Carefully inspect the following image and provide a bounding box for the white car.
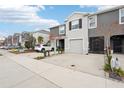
[0,46,7,49]
[34,44,54,52]
[0,46,4,49]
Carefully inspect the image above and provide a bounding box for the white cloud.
[80,5,118,11]
[0,5,59,29]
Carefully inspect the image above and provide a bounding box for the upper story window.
[69,19,82,31]
[119,8,124,24]
[59,25,65,34]
[88,15,97,29]
[71,20,79,30]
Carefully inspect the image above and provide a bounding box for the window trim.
[71,19,80,30]
[119,8,124,24]
[88,15,97,29]
[59,25,65,35]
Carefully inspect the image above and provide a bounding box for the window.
[71,20,79,30]
[88,15,97,29]
[59,25,65,34]
[69,19,82,30]
[119,8,124,24]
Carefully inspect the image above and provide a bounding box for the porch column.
[53,39,57,54]
[104,36,110,48]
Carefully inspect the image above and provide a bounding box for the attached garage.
[111,35,124,54]
[69,39,83,53]
[89,37,104,54]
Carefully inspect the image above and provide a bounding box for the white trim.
[69,38,83,40]
[88,15,97,29]
[119,8,124,24]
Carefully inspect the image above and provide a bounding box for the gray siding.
[50,26,59,36]
[89,9,124,37]
[50,25,65,36]
[88,9,124,47]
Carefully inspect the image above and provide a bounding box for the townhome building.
[65,12,89,54]
[21,31,32,47]
[50,6,124,54]
[13,33,21,46]
[88,5,124,54]
[50,24,65,50]
[33,30,50,45]
[6,35,13,46]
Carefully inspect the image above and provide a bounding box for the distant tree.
[25,41,30,49]
[38,36,43,44]
[31,36,36,49]
[24,35,36,49]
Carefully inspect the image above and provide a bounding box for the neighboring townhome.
[50,24,66,50]
[7,35,13,46]
[13,33,21,46]
[33,30,50,44]
[21,31,31,47]
[88,5,124,54]
[65,12,89,54]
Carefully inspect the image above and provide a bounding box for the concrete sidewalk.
[0,55,58,88]
[5,54,124,87]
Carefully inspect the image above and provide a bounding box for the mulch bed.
[34,56,45,60]
[10,50,35,54]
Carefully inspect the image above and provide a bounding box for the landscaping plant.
[104,46,112,72]
[38,36,43,44]
[104,46,124,78]
[25,41,31,49]
[0,54,2,56]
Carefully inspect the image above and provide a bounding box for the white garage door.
[70,39,83,53]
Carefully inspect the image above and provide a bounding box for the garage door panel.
[70,39,83,53]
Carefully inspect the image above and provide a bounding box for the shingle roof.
[49,24,65,29]
[33,30,50,34]
[89,5,124,16]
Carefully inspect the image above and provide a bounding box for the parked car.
[34,44,54,52]
[2,46,8,49]
[0,46,5,49]
[5,45,13,50]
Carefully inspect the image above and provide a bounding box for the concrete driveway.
[32,53,124,78]
[42,54,105,77]
[20,52,124,78]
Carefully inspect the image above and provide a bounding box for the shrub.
[25,41,31,49]
[113,68,124,77]
[104,63,111,72]
[38,36,43,44]
[34,56,44,60]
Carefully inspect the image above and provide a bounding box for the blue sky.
[0,5,115,37]
[39,5,98,23]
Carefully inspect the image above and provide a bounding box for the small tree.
[32,37,36,49]
[25,41,30,49]
[38,36,43,44]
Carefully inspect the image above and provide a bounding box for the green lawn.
[0,54,3,56]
